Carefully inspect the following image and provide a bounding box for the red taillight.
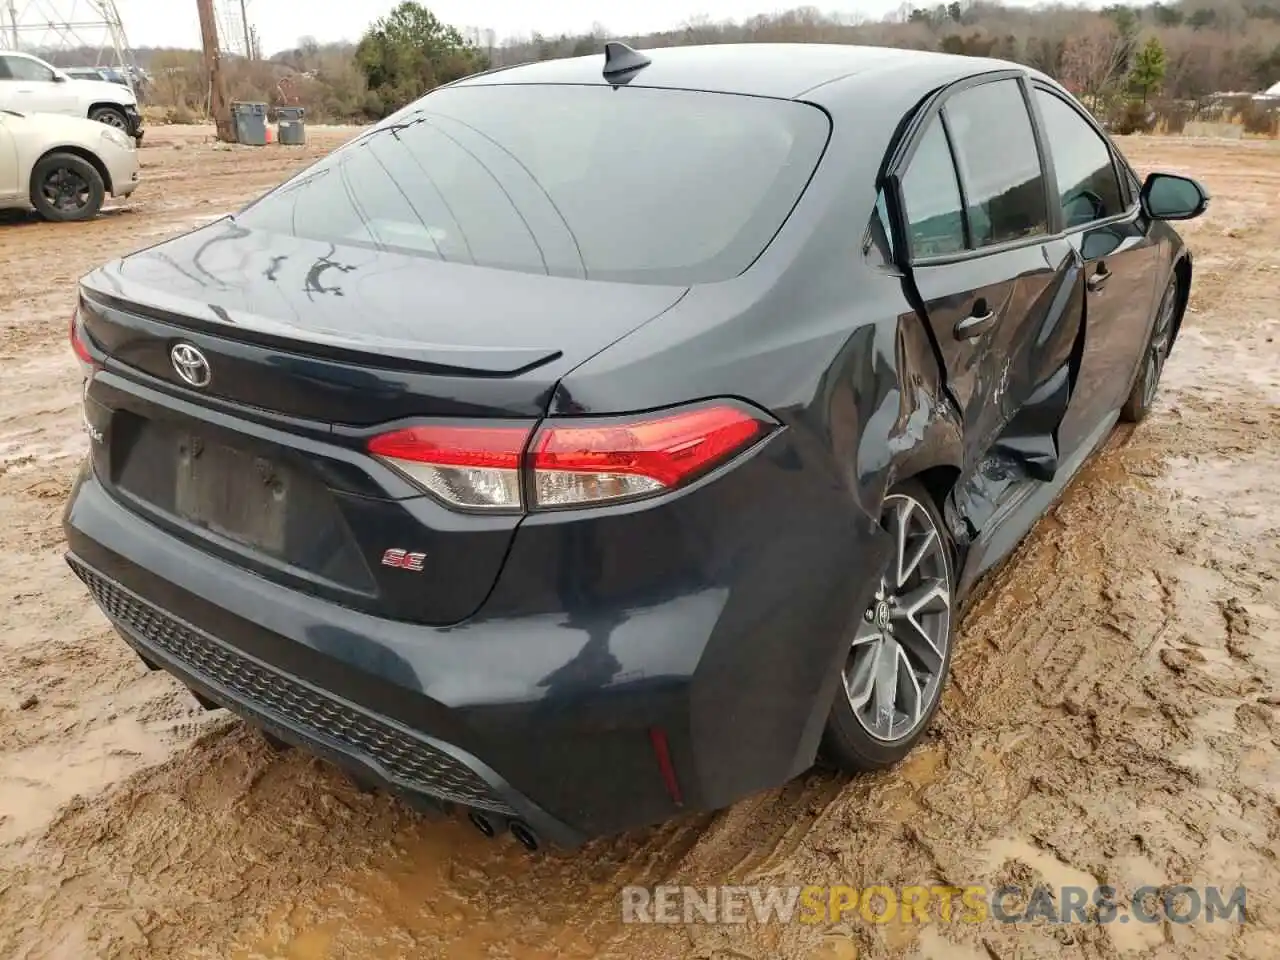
[367,402,772,513]
[529,403,770,508]
[368,424,531,511]
[70,308,94,368]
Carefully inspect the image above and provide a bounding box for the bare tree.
[1058,17,1130,103]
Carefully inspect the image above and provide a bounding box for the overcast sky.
[111,1,977,53]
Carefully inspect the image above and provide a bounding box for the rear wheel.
[1121,274,1179,423]
[823,480,955,772]
[30,152,105,222]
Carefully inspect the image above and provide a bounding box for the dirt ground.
[0,125,1277,960]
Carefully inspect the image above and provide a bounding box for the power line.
[213,0,253,58]
[7,0,138,94]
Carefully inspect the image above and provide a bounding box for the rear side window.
[943,79,1048,248]
[1034,89,1125,228]
[237,85,830,285]
[901,121,966,258]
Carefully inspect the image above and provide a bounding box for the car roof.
[455,43,1021,103]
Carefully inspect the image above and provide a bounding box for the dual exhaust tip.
[468,809,539,851]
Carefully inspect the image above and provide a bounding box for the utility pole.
[196,0,234,141]
[7,1,19,49]
[238,0,252,60]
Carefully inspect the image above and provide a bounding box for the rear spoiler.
[78,281,562,379]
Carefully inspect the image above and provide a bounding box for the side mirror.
[52,73,67,83]
[1141,172,1210,221]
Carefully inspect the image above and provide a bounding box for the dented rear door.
[894,75,1086,487]
[909,244,1077,476]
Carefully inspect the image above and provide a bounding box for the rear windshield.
[236,84,830,285]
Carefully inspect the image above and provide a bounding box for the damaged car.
[63,42,1207,848]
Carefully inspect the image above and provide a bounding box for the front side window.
[236,84,830,286]
[2,56,55,83]
[943,79,1048,248]
[900,120,966,258]
[1034,89,1125,228]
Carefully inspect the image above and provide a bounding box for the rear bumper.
[70,560,531,815]
[64,448,886,843]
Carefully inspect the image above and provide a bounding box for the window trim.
[885,70,1056,267]
[1027,82,1135,236]
[937,109,972,251]
[941,78,1056,252]
[895,117,968,261]
[883,71,1152,269]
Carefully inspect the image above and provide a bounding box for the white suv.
[0,51,143,144]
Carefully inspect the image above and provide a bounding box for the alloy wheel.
[96,111,128,129]
[41,168,91,213]
[842,493,952,743]
[1141,282,1178,408]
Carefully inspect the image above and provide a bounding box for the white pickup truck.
[0,50,144,144]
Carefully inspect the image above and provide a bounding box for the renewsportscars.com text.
[621,884,1247,927]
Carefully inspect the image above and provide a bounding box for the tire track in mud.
[1,136,1278,960]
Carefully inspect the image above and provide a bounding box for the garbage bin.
[231,101,268,146]
[276,106,306,146]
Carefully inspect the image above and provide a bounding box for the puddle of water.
[0,434,84,472]
[877,745,946,824]
[898,744,947,790]
[1159,455,1280,540]
[983,836,1098,890]
[1163,326,1280,398]
[0,717,172,844]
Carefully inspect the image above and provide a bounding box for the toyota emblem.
[874,600,892,631]
[170,343,211,388]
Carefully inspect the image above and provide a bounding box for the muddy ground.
[0,126,1277,960]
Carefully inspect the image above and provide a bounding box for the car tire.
[1120,274,1180,424]
[29,152,106,223]
[823,479,956,772]
[89,105,129,130]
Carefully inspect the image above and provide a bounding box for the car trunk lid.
[77,222,688,625]
[80,218,688,422]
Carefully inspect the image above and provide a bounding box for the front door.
[1031,86,1163,459]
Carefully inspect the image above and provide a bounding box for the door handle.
[1087,265,1111,292]
[954,308,995,341]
